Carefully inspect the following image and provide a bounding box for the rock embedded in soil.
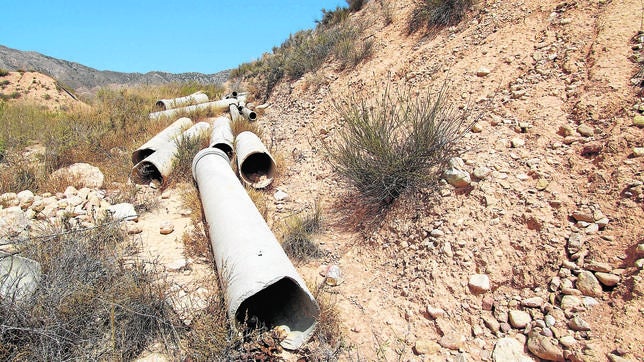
[413,340,441,355]
[492,337,532,362]
[483,314,501,333]
[476,66,491,77]
[510,137,525,148]
[522,296,544,308]
[509,310,532,328]
[527,331,565,362]
[576,124,594,137]
[426,305,446,319]
[575,271,603,297]
[160,221,175,235]
[438,333,465,350]
[633,115,644,127]
[633,147,644,157]
[560,295,583,310]
[581,141,603,156]
[468,274,490,294]
[568,316,591,331]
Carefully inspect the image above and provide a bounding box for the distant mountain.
[0,45,230,94]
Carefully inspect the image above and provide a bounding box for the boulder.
[50,163,104,189]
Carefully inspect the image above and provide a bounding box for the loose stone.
[468,274,491,294]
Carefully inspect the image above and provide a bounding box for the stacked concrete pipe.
[235,131,276,189]
[131,122,211,185]
[192,147,319,350]
[149,98,238,121]
[132,117,193,165]
[155,91,209,110]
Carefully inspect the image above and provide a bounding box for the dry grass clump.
[326,84,469,209]
[230,3,370,101]
[170,132,210,187]
[408,0,475,34]
[281,203,325,262]
[0,69,9,77]
[231,119,264,139]
[0,219,182,360]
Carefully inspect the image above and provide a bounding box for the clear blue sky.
[0,0,347,74]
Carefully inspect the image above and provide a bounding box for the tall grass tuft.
[281,203,325,261]
[326,84,469,209]
[408,0,474,34]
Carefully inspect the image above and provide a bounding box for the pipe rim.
[192,147,231,181]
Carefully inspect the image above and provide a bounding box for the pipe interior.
[132,148,155,165]
[235,277,317,332]
[155,100,167,110]
[212,143,233,158]
[248,112,257,121]
[240,153,274,182]
[132,162,162,185]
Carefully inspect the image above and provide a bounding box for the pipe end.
[192,147,231,182]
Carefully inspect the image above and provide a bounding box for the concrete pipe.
[191,148,319,349]
[209,116,234,157]
[240,106,257,122]
[229,104,242,122]
[130,122,211,185]
[235,131,276,189]
[155,91,209,110]
[132,117,193,165]
[149,98,238,121]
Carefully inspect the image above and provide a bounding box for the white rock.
[16,190,34,209]
[426,305,446,319]
[160,221,174,235]
[476,66,491,77]
[107,203,138,221]
[468,274,490,294]
[50,163,104,189]
[444,168,472,188]
[274,189,289,201]
[510,137,525,148]
[492,337,532,362]
[508,310,531,328]
[473,166,492,179]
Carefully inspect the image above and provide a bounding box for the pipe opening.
[131,161,162,185]
[131,148,155,165]
[212,143,233,158]
[235,277,318,336]
[247,111,257,121]
[155,100,166,110]
[231,91,238,98]
[240,152,274,186]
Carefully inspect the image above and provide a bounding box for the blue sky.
[0,0,347,74]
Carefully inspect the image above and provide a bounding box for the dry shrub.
[245,186,269,221]
[326,83,470,209]
[180,185,212,262]
[170,132,209,187]
[281,204,325,262]
[0,219,182,360]
[297,281,344,360]
[408,0,475,34]
[230,119,264,138]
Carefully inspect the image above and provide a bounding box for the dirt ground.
[5,0,643,360]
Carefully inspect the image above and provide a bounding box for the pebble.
[560,295,583,310]
[594,272,620,287]
[544,314,556,327]
[483,314,501,333]
[633,147,644,157]
[438,333,465,350]
[444,168,472,188]
[559,335,577,348]
[522,296,544,308]
[633,115,644,127]
[473,166,492,179]
[636,244,644,256]
[572,210,594,223]
[510,137,525,148]
[413,340,441,355]
[492,337,532,362]
[581,141,603,155]
[126,222,143,235]
[471,122,484,132]
[585,260,612,273]
[160,221,175,235]
[568,316,591,331]
[576,124,594,137]
[161,190,172,199]
[16,190,35,209]
[508,310,531,328]
[468,274,491,294]
[426,305,446,319]
[274,189,289,201]
[476,66,491,77]
[527,331,565,362]
[576,271,603,297]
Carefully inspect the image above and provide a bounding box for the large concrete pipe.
[229,104,242,122]
[149,98,238,121]
[239,106,257,122]
[132,117,193,165]
[191,148,319,349]
[209,116,234,157]
[130,122,211,185]
[235,131,276,189]
[155,91,209,110]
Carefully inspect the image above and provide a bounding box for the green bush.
[326,84,469,208]
[409,0,474,34]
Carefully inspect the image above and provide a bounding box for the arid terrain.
[1,0,643,361]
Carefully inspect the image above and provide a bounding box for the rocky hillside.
[249,0,644,360]
[0,45,229,95]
